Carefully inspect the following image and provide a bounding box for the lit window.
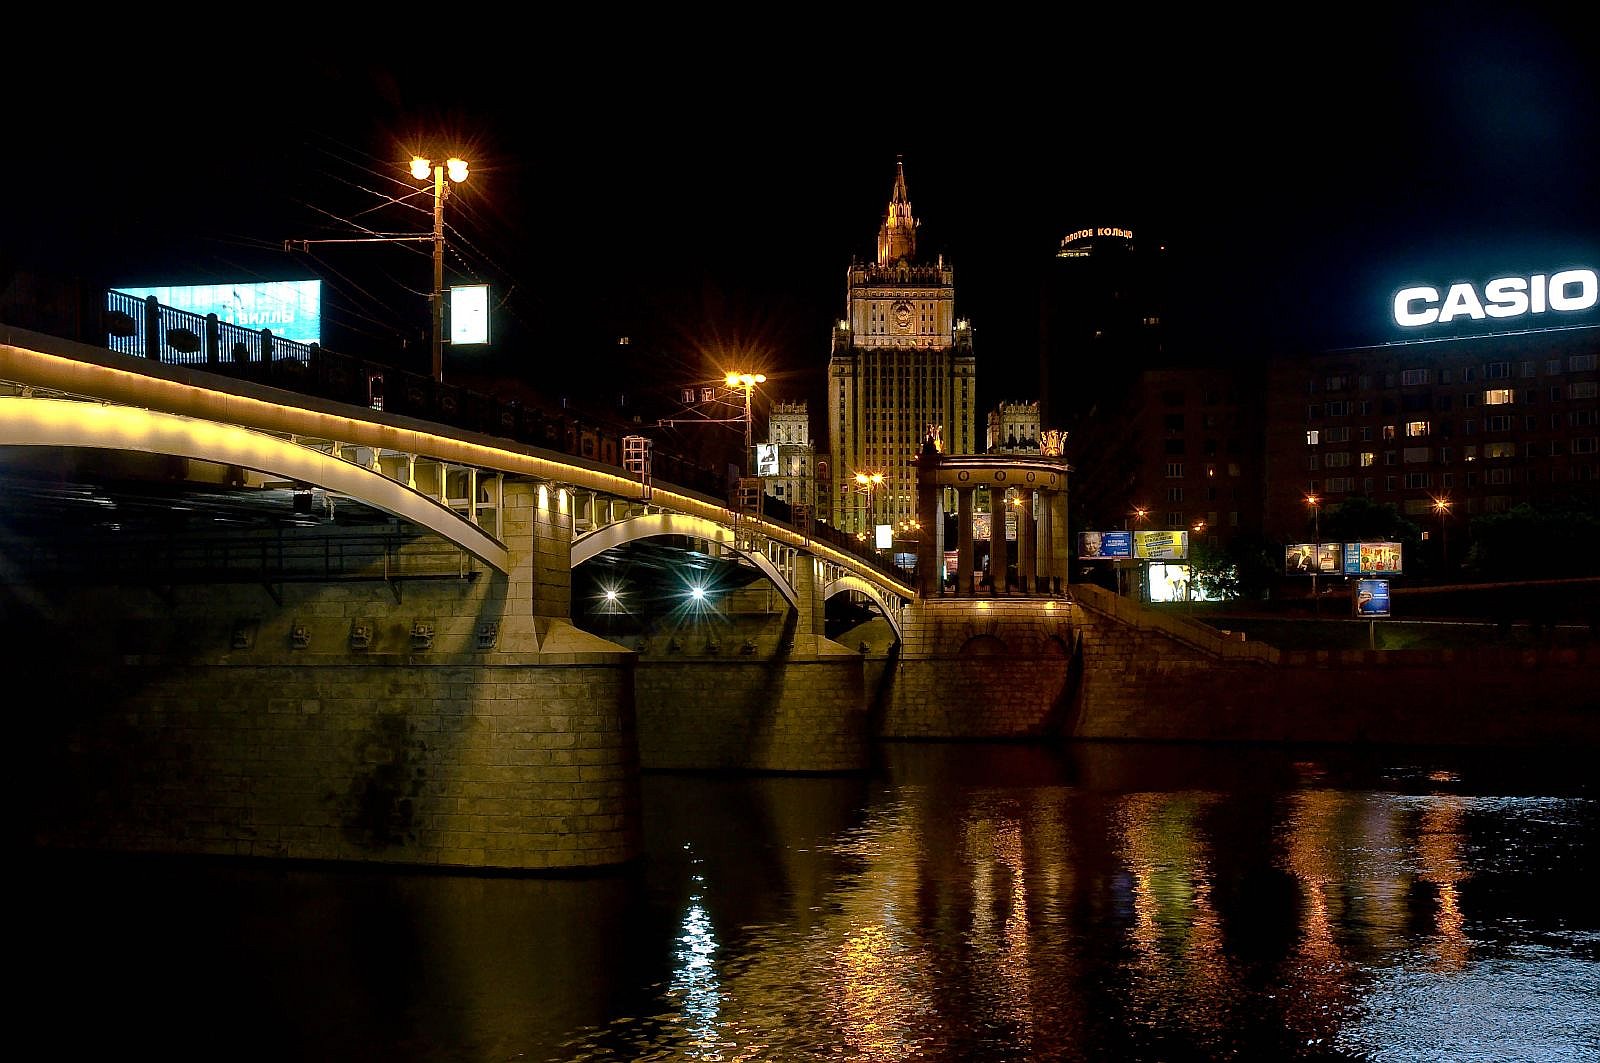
[1360,452,1375,467]
[1405,421,1430,437]
[1305,429,1320,445]
[1483,389,1513,405]
[1382,425,1397,440]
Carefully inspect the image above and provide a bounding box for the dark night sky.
[7,10,1597,427]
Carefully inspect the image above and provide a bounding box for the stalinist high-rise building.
[827,159,977,534]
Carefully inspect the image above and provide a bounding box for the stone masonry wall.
[1070,585,1600,746]
[874,599,1077,738]
[17,576,640,870]
[618,592,869,772]
[13,480,643,871]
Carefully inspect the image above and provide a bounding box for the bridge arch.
[822,576,904,641]
[572,512,799,610]
[0,397,510,572]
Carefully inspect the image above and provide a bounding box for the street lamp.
[1306,493,1321,614]
[853,470,884,535]
[410,155,469,383]
[1433,495,1452,574]
[725,371,766,462]
[1122,507,1149,600]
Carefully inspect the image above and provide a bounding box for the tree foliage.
[1466,499,1600,580]
[1321,496,1424,548]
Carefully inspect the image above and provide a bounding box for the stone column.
[1049,489,1071,592]
[1036,489,1054,594]
[989,486,1009,595]
[791,552,826,637]
[916,451,944,598]
[531,482,573,623]
[956,486,975,597]
[1016,489,1036,594]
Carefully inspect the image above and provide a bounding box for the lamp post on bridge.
[854,470,884,539]
[410,155,469,383]
[725,371,765,474]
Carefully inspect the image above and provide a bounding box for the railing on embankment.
[1068,583,1279,663]
[1064,582,1600,747]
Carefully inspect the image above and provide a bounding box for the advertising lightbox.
[755,444,779,477]
[875,524,893,550]
[972,513,1017,541]
[112,281,322,344]
[450,284,489,345]
[1285,543,1342,574]
[1078,530,1132,559]
[1349,541,1403,575]
[1355,579,1391,617]
[1133,530,1188,559]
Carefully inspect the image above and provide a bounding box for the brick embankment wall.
[14,578,641,870]
[1070,584,1600,746]
[873,599,1077,739]
[620,599,869,771]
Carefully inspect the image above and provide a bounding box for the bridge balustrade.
[16,292,913,590]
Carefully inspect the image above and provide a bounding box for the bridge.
[1,303,1094,875]
[0,318,921,637]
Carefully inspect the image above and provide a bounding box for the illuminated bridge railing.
[105,290,314,367]
[82,294,906,582]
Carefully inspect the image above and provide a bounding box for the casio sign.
[1393,268,1597,327]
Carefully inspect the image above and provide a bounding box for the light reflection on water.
[19,742,1599,1062]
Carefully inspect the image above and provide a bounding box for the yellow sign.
[1133,530,1188,559]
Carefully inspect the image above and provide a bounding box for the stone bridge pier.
[17,479,643,872]
[631,551,868,773]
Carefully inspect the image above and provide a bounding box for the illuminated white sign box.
[112,280,322,344]
[450,285,489,345]
[1394,268,1597,327]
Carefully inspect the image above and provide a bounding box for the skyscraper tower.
[1038,226,1169,434]
[827,158,977,534]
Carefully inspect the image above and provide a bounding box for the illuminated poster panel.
[1345,541,1403,575]
[1355,579,1391,617]
[450,284,489,344]
[1078,530,1132,559]
[973,513,1018,541]
[875,524,893,550]
[112,281,322,344]
[1147,563,1223,602]
[1133,530,1188,559]
[755,444,779,477]
[1285,542,1343,574]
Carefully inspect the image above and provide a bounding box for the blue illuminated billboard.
[1355,579,1391,617]
[111,280,322,344]
[1079,530,1132,559]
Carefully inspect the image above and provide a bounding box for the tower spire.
[876,155,918,265]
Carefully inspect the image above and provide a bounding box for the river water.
[21,742,1598,1062]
